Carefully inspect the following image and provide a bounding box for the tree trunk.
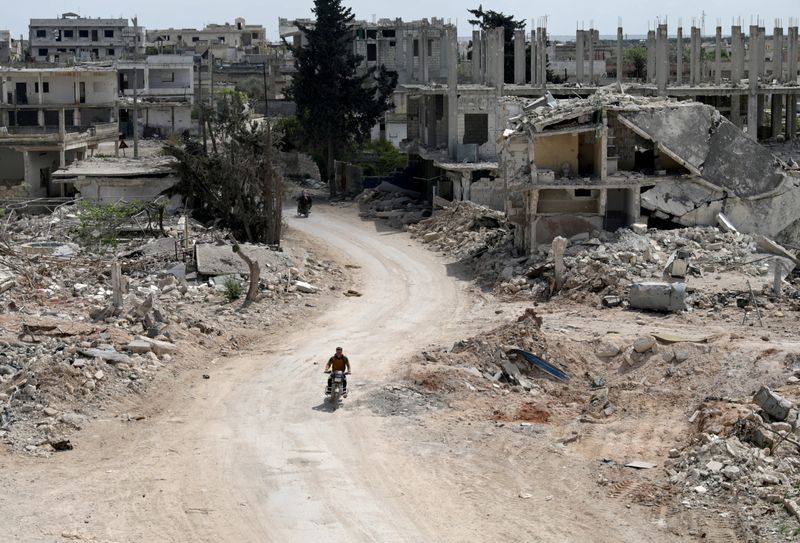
[327,136,336,197]
[263,122,282,246]
[228,235,260,303]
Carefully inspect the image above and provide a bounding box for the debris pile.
[413,308,568,396]
[0,205,346,454]
[666,385,800,538]
[357,188,431,228]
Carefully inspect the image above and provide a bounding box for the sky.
[2,0,798,39]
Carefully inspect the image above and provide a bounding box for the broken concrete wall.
[641,179,726,227]
[470,177,505,211]
[73,175,179,204]
[533,215,604,245]
[534,133,578,173]
[723,175,800,241]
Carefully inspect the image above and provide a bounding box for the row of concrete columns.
[473,26,548,89]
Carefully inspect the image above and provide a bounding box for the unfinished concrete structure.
[147,18,266,57]
[116,55,195,137]
[0,31,24,63]
[29,13,143,62]
[498,89,800,253]
[0,67,118,199]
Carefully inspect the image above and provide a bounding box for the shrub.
[222,276,244,301]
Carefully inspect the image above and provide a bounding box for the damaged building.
[116,55,194,137]
[499,89,800,253]
[0,66,119,199]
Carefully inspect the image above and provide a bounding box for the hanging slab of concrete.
[622,105,715,171]
[640,180,725,226]
[195,243,288,277]
[621,104,786,198]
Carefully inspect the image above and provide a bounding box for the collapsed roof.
[502,86,800,245]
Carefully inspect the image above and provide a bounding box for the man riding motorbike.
[324,346,351,397]
[297,189,312,216]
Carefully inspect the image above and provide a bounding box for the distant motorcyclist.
[297,189,312,216]
[324,347,351,397]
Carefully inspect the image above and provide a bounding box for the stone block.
[753,386,792,421]
[628,281,687,312]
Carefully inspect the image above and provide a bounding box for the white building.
[117,55,195,137]
[0,67,118,199]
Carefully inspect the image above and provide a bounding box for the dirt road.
[1,206,678,542]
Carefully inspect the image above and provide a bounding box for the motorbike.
[325,370,350,409]
[297,199,312,218]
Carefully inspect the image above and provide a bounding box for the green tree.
[468,5,525,84]
[286,0,397,195]
[625,46,647,80]
[165,94,283,244]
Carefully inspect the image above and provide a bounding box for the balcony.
[0,122,117,147]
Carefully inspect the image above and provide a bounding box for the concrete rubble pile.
[357,188,431,228]
[666,385,800,535]
[0,207,342,455]
[416,308,557,395]
[408,200,518,283]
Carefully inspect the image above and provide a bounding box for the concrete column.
[690,27,700,86]
[676,26,684,85]
[789,27,798,84]
[58,108,65,141]
[530,29,538,86]
[731,95,742,127]
[774,27,784,82]
[616,26,623,83]
[656,24,668,94]
[74,108,81,127]
[514,29,526,84]
[420,29,429,83]
[472,30,482,84]
[447,26,458,159]
[772,95,784,137]
[487,27,505,93]
[748,25,760,140]
[59,149,66,169]
[575,30,584,83]
[406,33,415,82]
[539,28,547,89]
[715,26,722,85]
[646,30,656,83]
[37,73,43,105]
[787,95,797,140]
[37,109,45,127]
[759,27,767,77]
[732,26,744,83]
[588,29,595,84]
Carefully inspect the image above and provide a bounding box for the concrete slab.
[195,243,290,277]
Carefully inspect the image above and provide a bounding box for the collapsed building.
[498,89,800,253]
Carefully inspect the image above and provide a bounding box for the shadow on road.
[312,400,338,413]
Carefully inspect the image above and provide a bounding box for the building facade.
[29,12,142,62]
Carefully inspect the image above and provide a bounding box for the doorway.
[15,82,27,104]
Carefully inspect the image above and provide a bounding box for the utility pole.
[133,18,139,159]
[262,61,269,117]
[198,56,207,153]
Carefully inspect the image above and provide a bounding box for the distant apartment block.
[147,18,265,52]
[28,12,143,62]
